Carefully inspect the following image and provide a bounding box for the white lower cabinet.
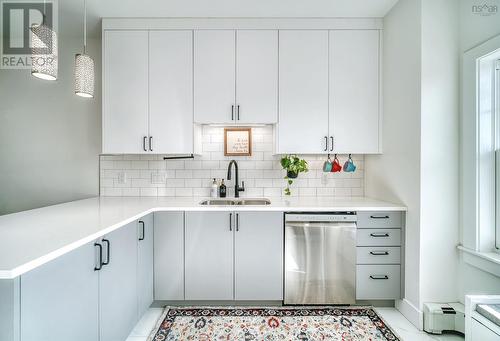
[137,214,154,317]
[20,242,99,341]
[356,265,401,300]
[184,211,284,301]
[99,222,139,341]
[234,212,283,300]
[356,211,403,300]
[154,212,185,300]
[18,216,154,341]
[185,211,234,300]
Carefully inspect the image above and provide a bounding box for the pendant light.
[74,0,95,98]
[30,0,58,80]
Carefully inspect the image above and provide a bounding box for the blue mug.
[343,155,356,172]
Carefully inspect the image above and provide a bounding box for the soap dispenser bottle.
[219,179,227,198]
[211,178,218,198]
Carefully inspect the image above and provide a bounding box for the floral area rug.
[148,306,400,341]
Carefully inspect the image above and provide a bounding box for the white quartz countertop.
[0,196,406,279]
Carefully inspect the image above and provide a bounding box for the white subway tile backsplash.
[100,126,364,198]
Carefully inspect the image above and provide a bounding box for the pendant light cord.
[83,0,87,54]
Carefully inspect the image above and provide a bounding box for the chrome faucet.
[227,160,245,198]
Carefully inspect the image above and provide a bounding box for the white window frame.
[460,34,500,277]
[495,58,500,250]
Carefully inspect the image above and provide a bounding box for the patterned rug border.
[147,306,401,341]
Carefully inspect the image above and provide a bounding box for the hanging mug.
[343,154,357,172]
[323,155,332,172]
[332,154,342,172]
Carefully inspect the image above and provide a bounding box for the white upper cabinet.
[277,29,381,154]
[194,30,278,124]
[278,30,330,154]
[103,30,195,154]
[330,30,380,154]
[194,30,236,124]
[149,31,193,154]
[236,30,278,124]
[103,31,149,154]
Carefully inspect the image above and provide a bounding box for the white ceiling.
[61,0,399,37]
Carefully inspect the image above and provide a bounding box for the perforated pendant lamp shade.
[74,0,95,98]
[75,53,94,97]
[31,23,58,80]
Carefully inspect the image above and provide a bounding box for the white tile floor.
[126,307,465,341]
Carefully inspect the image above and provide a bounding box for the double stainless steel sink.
[199,198,271,206]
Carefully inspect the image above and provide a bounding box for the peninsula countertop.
[0,196,406,279]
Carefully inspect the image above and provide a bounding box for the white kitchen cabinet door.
[154,212,185,300]
[99,222,138,341]
[278,30,329,154]
[137,214,154,317]
[103,31,149,154]
[185,211,234,300]
[20,242,99,341]
[234,212,283,300]
[329,30,380,154]
[149,31,194,154]
[194,30,236,124]
[236,30,278,124]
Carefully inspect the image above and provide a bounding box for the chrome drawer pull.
[370,233,389,237]
[370,215,390,219]
[370,251,389,256]
[370,275,389,280]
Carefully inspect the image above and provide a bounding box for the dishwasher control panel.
[285,212,357,222]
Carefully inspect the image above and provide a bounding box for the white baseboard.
[396,298,423,330]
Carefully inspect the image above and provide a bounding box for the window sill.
[458,246,500,278]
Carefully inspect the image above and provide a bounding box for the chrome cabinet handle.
[324,136,328,151]
[94,243,103,271]
[143,136,147,152]
[330,136,334,151]
[370,215,390,219]
[229,213,233,231]
[102,239,110,266]
[370,233,390,237]
[231,105,234,121]
[370,251,389,256]
[236,213,239,232]
[237,105,240,120]
[138,221,145,241]
[370,275,389,280]
[149,136,153,152]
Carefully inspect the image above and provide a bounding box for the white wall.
[458,0,500,303]
[366,0,460,329]
[0,4,101,215]
[419,0,459,308]
[364,0,423,326]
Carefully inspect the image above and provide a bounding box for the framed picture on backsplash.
[224,128,252,156]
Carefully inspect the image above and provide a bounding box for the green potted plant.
[280,155,308,195]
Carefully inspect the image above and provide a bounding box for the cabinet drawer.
[356,265,401,300]
[356,247,400,264]
[357,211,402,229]
[357,229,401,246]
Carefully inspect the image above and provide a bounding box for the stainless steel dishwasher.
[284,212,357,305]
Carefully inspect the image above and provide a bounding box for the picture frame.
[224,128,252,156]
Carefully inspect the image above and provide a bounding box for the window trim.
[496,59,500,250]
[461,34,500,261]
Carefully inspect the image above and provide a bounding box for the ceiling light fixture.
[30,1,58,81]
[74,0,95,98]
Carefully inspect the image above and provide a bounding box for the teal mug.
[323,155,332,172]
[343,155,356,172]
